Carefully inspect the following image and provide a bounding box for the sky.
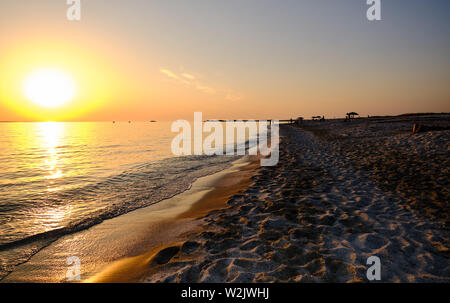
[0,0,449,121]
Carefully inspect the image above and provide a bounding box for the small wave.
[0,154,239,250]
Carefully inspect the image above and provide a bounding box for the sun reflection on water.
[36,122,65,190]
[33,205,74,231]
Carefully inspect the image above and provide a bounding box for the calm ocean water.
[0,121,241,277]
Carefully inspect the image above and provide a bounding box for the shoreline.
[2,156,259,283]
[85,156,260,282]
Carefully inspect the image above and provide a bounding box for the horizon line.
[1,112,449,123]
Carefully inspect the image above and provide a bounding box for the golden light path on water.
[34,122,71,229]
[39,122,64,184]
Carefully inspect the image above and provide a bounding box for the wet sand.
[86,158,259,282]
[2,157,258,282]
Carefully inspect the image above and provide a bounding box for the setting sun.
[23,68,76,108]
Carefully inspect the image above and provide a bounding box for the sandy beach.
[2,115,449,283]
[137,115,449,283]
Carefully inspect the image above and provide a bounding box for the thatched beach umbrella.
[346,112,359,119]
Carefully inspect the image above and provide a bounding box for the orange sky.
[0,1,449,122]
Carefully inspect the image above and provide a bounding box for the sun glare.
[23,68,76,108]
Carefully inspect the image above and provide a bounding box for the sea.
[0,121,250,278]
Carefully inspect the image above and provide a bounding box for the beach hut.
[346,112,359,120]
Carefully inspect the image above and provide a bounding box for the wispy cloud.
[182,73,195,80]
[160,68,179,80]
[195,84,216,95]
[160,67,238,99]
